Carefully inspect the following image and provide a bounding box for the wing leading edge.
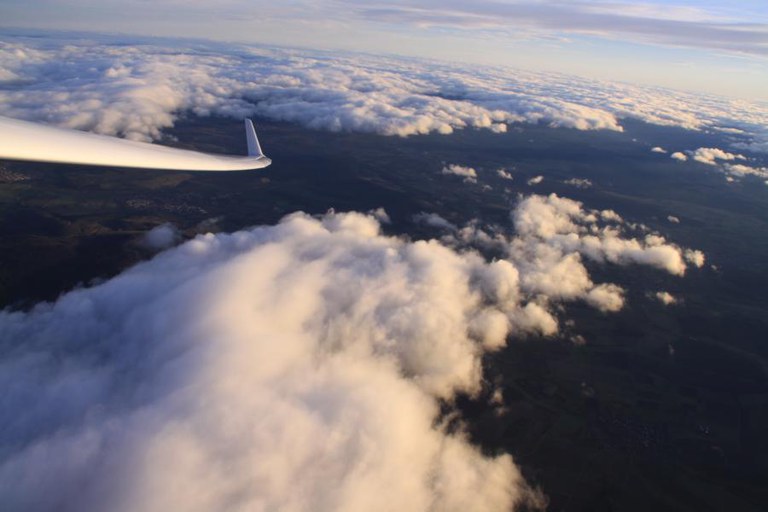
[0,116,272,171]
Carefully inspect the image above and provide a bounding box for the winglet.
[245,119,264,157]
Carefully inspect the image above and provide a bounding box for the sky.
[1,0,767,101]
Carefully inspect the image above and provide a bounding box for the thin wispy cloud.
[349,0,768,57]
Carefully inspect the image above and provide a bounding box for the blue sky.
[1,0,766,100]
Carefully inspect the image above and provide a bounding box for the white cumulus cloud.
[442,164,478,184]
[655,291,678,305]
[3,210,561,512]
[0,196,705,511]
[527,175,544,186]
[669,146,768,181]
[509,194,695,277]
[688,147,745,166]
[684,249,706,268]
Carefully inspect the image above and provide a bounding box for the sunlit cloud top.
[1,0,767,100]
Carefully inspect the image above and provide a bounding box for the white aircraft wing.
[0,116,271,171]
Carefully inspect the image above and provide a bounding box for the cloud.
[564,178,592,188]
[509,194,696,277]
[684,249,706,268]
[667,215,680,224]
[670,152,688,161]
[1,33,766,154]
[450,193,703,318]
[669,146,768,180]
[527,175,544,186]
[734,139,768,155]
[0,196,704,511]
[413,212,457,231]
[651,146,667,153]
[3,209,561,512]
[497,168,513,180]
[723,163,768,179]
[655,291,678,305]
[442,164,478,184]
[141,222,180,250]
[368,207,391,224]
[688,147,745,165]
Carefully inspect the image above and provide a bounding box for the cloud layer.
[348,0,768,57]
[0,196,703,511]
[1,33,766,151]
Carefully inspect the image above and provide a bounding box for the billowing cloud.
[651,146,667,153]
[442,164,478,183]
[1,33,766,153]
[684,249,706,268]
[509,194,694,277]
[451,193,702,317]
[688,147,745,165]
[723,163,768,179]
[0,197,703,511]
[4,209,554,512]
[497,168,513,180]
[671,152,688,161]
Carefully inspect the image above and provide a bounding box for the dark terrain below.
[1,115,767,511]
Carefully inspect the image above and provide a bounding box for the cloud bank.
[1,33,766,152]
[0,196,703,511]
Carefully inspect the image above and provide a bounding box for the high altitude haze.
[1,0,766,100]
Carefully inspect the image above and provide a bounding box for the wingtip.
[245,118,263,157]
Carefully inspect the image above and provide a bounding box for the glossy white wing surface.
[0,116,271,171]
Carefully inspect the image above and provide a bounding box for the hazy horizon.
[1,0,766,101]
